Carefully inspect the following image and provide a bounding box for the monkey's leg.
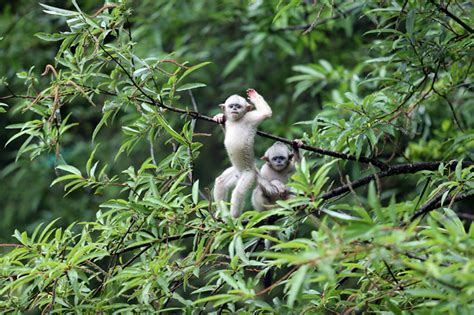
[230,170,256,218]
[251,187,271,212]
[213,167,240,212]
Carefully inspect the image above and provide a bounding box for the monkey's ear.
[289,153,294,160]
[261,155,269,162]
[219,103,225,110]
[246,103,253,111]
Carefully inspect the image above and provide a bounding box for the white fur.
[251,142,297,211]
[213,90,272,218]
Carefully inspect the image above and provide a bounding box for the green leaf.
[92,110,112,141]
[406,288,446,299]
[223,49,248,77]
[288,264,308,307]
[192,180,200,204]
[86,144,99,177]
[155,113,187,145]
[321,208,362,221]
[149,177,160,198]
[176,83,206,92]
[292,65,325,78]
[234,235,250,264]
[406,9,416,37]
[193,294,235,305]
[455,159,463,180]
[51,174,81,187]
[177,61,212,83]
[56,164,82,176]
[39,3,79,16]
[273,0,300,23]
[34,32,65,42]
[0,102,8,110]
[68,269,80,296]
[38,218,61,243]
[219,272,239,290]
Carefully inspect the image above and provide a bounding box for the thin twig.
[272,4,363,32]
[410,190,474,221]
[302,3,325,35]
[256,266,298,295]
[428,0,473,34]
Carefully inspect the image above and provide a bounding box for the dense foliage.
[0,0,473,313]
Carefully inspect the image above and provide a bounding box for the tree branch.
[429,0,473,34]
[410,190,474,221]
[271,4,363,33]
[257,130,388,169]
[115,231,196,255]
[130,94,389,169]
[322,161,474,201]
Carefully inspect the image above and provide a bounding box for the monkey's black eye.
[272,156,286,162]
[229,103,242,110]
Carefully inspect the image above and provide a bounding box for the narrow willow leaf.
[57,164,82,176]
[219,272,239,290]
[155,113,187,145]
[192,180,200,204]
[39,3,79,16]
[321,208,362,221]
[288,265,308,308]
[34,32,65,42]
[406,9,416,37]
[177,61,211,83]
[223,49,248,77]
[176,83,206,92]
[86,144,99,177]
[273,0,300,23]
[51,174,81,187]
[193,294,235,305]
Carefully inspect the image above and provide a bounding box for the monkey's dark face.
[269,154,289,171]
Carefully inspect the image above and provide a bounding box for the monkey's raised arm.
[245,89,272,122]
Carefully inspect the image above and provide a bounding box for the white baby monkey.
[252,141,302,211]
[213,89,272,218]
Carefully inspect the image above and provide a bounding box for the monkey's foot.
[292,139,304,148]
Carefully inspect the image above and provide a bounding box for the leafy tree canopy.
[0,0,473,313]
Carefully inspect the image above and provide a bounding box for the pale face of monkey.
[268,154,291,171]
[263,142,294,171]
[220,95,252,121]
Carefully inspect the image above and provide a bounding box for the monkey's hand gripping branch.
[212,113,226,124]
